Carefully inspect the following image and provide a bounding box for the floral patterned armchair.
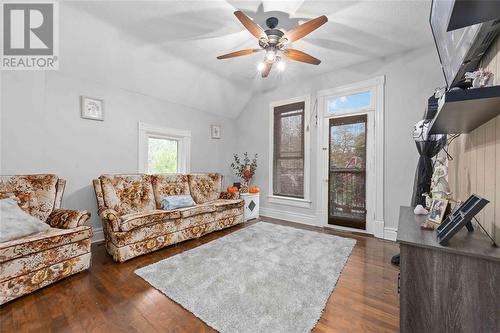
[0,174,92,304]
[93,173,244,262]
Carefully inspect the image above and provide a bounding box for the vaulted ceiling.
[63,1,435,118]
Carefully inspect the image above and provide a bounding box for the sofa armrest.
[219,191,240,200]
[47,209,91,229]
[98,208,121,232]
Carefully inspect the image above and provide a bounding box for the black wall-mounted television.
[430,0,500,89]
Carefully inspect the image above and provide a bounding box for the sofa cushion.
[0,226,92,263]
[107,211,216,248]
[99,174,156,215]
[152,174,191,208]
[0,174,59,222]
[177,204,216,218]
[0,239,90,283]
[119,210,180,232]
[160,195,195,210]
[0,198,51,243]
[187,173,222,204]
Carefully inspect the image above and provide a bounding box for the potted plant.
[230,152,258,193]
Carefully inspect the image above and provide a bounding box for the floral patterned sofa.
[92,173,244,262]
[0,174,92,304]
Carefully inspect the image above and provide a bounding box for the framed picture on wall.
[211,124,221,139]
[428,198,448,224]
[81,96,104,121]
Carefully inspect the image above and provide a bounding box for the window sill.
[268,195,312,208]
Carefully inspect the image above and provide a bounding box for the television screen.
[430,0,482,88]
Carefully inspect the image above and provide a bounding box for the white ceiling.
[64,0,435,117]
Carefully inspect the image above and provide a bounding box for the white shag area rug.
[135,222,356,333]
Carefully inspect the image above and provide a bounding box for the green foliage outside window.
[148,138,178,173]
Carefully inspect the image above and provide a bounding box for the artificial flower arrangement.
[230,152,258,192]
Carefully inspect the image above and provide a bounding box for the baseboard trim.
[372,219,385,239]
[92,227,104,243]
[260,207,319,227]
[261,207,396,241]
[384,227,398,241]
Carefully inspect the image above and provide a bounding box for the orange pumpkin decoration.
[227,186,239,193]
[249,186,260,193]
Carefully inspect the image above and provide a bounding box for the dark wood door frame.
[328,114,367,230]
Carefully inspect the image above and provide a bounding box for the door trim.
[316,76,385,238]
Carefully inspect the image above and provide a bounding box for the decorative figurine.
[414,204,429,215]
[422,193,433,209]
[430,156,452,200]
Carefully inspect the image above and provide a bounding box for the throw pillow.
[0,198,50,243]
[160,195,195,210]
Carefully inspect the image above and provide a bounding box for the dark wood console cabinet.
[397,206,500,333]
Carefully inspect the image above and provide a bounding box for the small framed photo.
[211,124,221,139]
[428,198,449,224]
[81,96,104,121]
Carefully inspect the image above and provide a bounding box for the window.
[147,137,178,173]
[138,123,191,174]
[328,91,371,114]
[269,96,311,207]
[273,102,305,198]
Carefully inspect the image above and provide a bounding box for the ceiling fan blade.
[217,49,261,59]
[234,11,268,40]
[261,62,273,78]
[281,15,328,44]
[284,49,321,65]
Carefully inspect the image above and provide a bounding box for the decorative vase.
[240,182,249,193]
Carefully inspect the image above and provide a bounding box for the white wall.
[59,2,252,118]
[235,46,446,234]
[0,70,237,236]
[0,3,241,238]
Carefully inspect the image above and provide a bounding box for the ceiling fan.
[217,11,328,78]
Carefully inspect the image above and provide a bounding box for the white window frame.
[316,76,385,238]
[138,122,191,174]
[268,95,311,208]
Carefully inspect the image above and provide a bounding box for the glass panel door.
[328,115,367,229]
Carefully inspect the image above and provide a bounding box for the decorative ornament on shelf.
[230,152,258,193]
[464,68,494,89]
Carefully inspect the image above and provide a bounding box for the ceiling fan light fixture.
[217,11,327,78]
[265,49,277,62]
[277,60,285,71]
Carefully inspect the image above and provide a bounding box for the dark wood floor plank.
[0,218,400,333]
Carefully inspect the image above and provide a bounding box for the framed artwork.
[428,198,448,224]
[81,96,104,121]
[211,124,221,139]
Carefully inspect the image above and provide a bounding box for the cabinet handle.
[397,272,400,294]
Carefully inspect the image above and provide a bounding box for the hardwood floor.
[0,218,400,333]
